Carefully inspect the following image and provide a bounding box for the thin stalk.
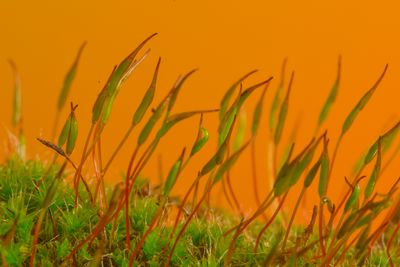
[268,135,286,224]
[322,218,367,267]
[124,138,165,250]
[224,219,245,267]
[63,200,123,265]
[267,137,276,193]
[387,222,400,267]
[224,190,275,237]
[92,137,107,211]
[322,198,374,265]
[30,207,47,267]
[326,211,346,252]
[64,154,94,204]
[226,147,242,215]
[165,187,209,267]
[109,218,117,251]
[381,142,400,175]
[192,176,201,210]
[227,193,282,265]
[318,203,327,256]
[281,188,306,251]
[221,174,235,211]
[124,145,140,250]
[251,138,262,207]
[129,141,157,191]
[102,124,135,174]
[205,175,212,209]
[319,133,344,253]
[97,131,104,171]
[334,231,362,266]
[133,149,194,256]
[328,132,343,185]
[73,123,95,207]
[331,144,366,223]
[128,199,166,266]
[92,141,103,210]
[328,176,367,245]
[254,192,288,253]
[321,237,347,266]
[163,173,202,255]
[97,136,107,209]
[366,222,390,257]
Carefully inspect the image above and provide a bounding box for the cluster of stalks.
[2,34,400,266]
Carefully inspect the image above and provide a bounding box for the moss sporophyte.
[1,35,400,266]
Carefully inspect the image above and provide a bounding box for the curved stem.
[251,139,262,207]
[165,189,208,267]
[124,145,140,250]
[224,190,275,238]
[319,133,343,247]
[162,174,202,254]
[73,123,95,207]
[326,211,345,253]
[334,232,361,267]
[267,136,276,193]
[128,200,166,266]
[281,188,305,251]
[226,193,280,265]
[103,125,134,175]
[328,133,343,183]
[65,155,94,204]
[221,175,235,210]
[318,202,327,256]
[92,141,103,209]
[226,146,242,215]
[387,222,400,267]
[254,192,288,253]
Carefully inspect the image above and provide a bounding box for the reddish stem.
[74,123,95,207]
[334,232,361,266]
[281,188,305,251]
[124,146,140,250]
[251,139,262,207]
[129,201,165,266]
[162,174,201,256]
[387,223,400,267]
[254,192,288,253]
[226,148,242,215]
[221,174,235,211]
[318,203,327,256]
[165,190,208,267]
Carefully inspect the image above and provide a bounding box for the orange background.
[1,0,400,219]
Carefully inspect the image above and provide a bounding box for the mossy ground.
[0,156,398,266]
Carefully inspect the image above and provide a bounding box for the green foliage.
[190,121,209,156]
[318,56,341,127]
[132,58,161,127]
[274,72,293,145]
[341,64,388,135]
[57,42,86,111]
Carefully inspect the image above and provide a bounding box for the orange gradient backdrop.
[1,1,400,219]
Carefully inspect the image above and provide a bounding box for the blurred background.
[1,0,399,221]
